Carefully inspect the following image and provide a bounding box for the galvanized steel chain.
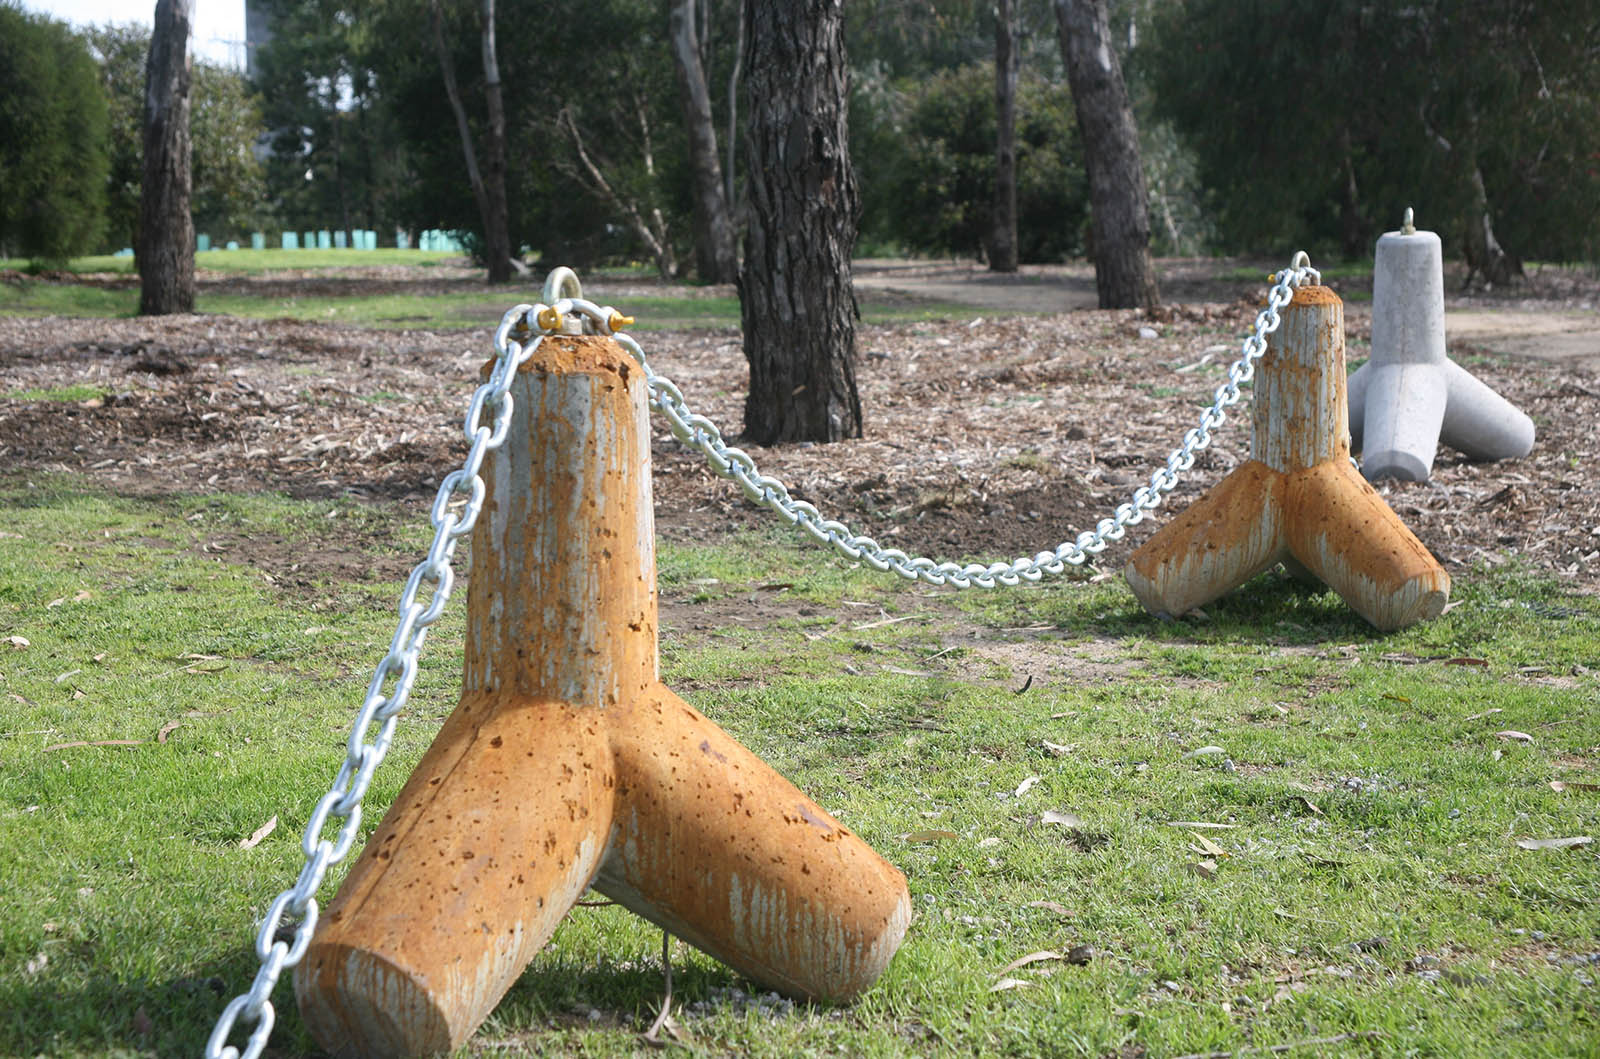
[204,308,545,1059]
[531,256,1319,590]
[205,255,1316,1056]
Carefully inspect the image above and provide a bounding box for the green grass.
[2,384,105,403]
[1,248,467,275]
[2,476,1597,1057]
[0,279,1002,332]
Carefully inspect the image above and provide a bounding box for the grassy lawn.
[1,474,1596,1057]
[0,279,1000,332]
[0,248,469,275]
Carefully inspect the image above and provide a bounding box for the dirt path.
[853,258,1600,370]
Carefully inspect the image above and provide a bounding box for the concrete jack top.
[1126,282,1450,632]
[1348,212,1535,481]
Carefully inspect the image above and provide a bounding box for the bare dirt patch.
[3,264,1599,597]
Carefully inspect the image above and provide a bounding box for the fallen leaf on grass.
[1495,730,1534,743]
[1190,858,1218,879]
[24,952,47,976]
[43,740,143,752]
[903,829,959,843]
[73,591,91,603]
[1041,809,1083,829]
[989,977,1033,993]
[1184,745,1226,758]
[46,598,66,609]
[1550,780,1600,793]
[1014,775,1040,798]
[156,721,182,744]
[1167,821,1238,830]
[240,816,278,850]
[997,951,1065,975]
[1189,831,1229,858]
[5,636,29,650]
[1027,900,1073,917]
[977,836,1001,849]
[1380,692,1411,703]
[53,669,80,683]
[1445,657,1489,667]
[850,615,918,631]
[1514,835,1592,851]
[1041,740,1075,757]
[1296,795,1324,816]
[1463,708,1503,721]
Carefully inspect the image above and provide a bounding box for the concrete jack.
[1348,210,1535,481]
[294,332,911,1057]
[1126,281,1450,631]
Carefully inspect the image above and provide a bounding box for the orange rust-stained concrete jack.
[1125,283,1450,632]
[295,335,912,1057]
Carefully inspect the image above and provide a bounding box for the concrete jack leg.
[1347,220,1535,481]
[1126,283,1450,631]
[294,334,911,1058]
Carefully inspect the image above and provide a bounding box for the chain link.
[538,254,1319,590]
[204,309,542,1059]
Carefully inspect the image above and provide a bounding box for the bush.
[855,63,1087,263]
[0,5,109,262]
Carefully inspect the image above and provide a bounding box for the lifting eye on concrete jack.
[293,332,911,1058]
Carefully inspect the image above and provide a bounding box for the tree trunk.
[739,0,861,445]
[726,0,745,210]
[428,0,511,283]
[989,0,1019,273]
[670,0,738,283]
[1462,160,1520,287]
[1054,0,1159,309]
[478,0,512,283]
[137,0,194,315]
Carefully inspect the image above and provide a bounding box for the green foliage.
[357,0,697,268]
[252,0,407,240]
[1146,0,1600,265]
[83,24,268,248]
[191,65,269,238]
[856,64,1087,263]
[0,3,109,263]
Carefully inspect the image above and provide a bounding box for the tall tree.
[740,0,862,445]
[1054,0,1158,308]
[137,0,194,315]
[428,0,513,282]
[989,0,1019,272]
[670,0,737,282]
[0,7,108,262]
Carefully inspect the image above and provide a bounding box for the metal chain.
[535,254,1319,590]
[205,256,1315,1057]
[204,309,544,1059]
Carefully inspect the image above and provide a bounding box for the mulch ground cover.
[3,271,1597,595]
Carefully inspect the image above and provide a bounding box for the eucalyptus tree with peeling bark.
[670,0,737,284]
[1054,0,1159,309]
[739,0,862,445]
[429,0,513,284]
[137,0,194,315]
